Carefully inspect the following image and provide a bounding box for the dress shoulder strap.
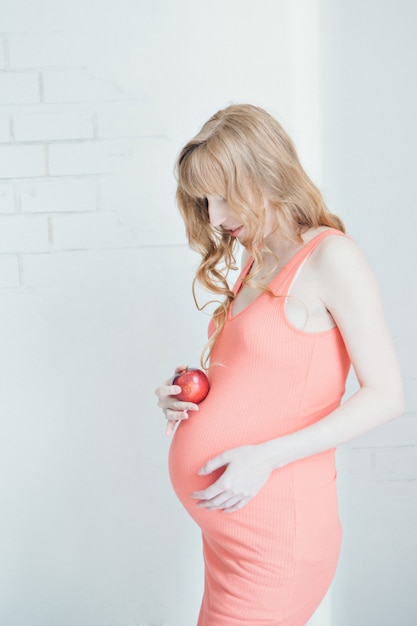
[232,255,255,295]
[295,228,347,263]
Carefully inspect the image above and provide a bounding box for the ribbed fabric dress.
[169,229,351,626]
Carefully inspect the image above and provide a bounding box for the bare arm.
[261,235,404,468]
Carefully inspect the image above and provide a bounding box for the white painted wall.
[0,1,415,624]
[320,1,417,624]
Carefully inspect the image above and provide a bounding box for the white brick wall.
[48,141,107,176]
[0,114,10,140]
[7,32,86,69]
[0,144,46,177]
[374,446,417,481]
[0,214,50,253]
[0,254,19,287]
[96,103,166,138]
[20,178,97,213]
[52,211,137,250]
[13,110,94,141]
[0,183,15,213]
[42,69,126,103]
[0,72,40,104]
[0,22,172,291]
[0,37,6,70]
[340,413,417,482]
[0,3,44,32]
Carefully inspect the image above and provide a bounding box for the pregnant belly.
[168,394,295,520]
[168,379,341,525]
[168,408,229,517]
[168,405,340,544]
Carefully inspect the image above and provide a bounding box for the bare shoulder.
[313,231,364,263]
[311,232,375,286]
[310,232,384,321]
[299,228,368,282]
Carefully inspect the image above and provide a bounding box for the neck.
[262,226,302,259]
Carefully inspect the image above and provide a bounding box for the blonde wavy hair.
[175,104,344,369]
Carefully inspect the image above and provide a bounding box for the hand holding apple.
[164,367,209,435]
[155,365,209,436]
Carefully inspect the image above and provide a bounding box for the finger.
[155,384,182,399]
[164,409,188,421]
[222,497,250,513]
[160,397,198,412]
[191,484,224,501]
[166,420,176,436]
[164,407,191,436]
[198,453,228,476]
[158,396,199,413]
[197,493,237,510]
[220,495,242,509]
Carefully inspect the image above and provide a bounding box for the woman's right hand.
[155,365,199,436]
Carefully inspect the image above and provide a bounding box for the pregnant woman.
[155,104,403,626]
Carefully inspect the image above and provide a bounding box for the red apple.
[172,367,210,403]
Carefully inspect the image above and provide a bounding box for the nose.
[207,197,227,228]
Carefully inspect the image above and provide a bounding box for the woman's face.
[206,195,244,239]
[206,194,278,244]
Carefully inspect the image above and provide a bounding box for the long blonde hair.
[175,104,344,368]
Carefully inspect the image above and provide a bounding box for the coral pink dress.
[169,229,351,625]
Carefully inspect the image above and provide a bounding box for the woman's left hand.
[191,444,272,513]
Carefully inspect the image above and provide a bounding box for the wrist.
[259,436,294,472]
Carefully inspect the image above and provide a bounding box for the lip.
[227,226,243,237]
